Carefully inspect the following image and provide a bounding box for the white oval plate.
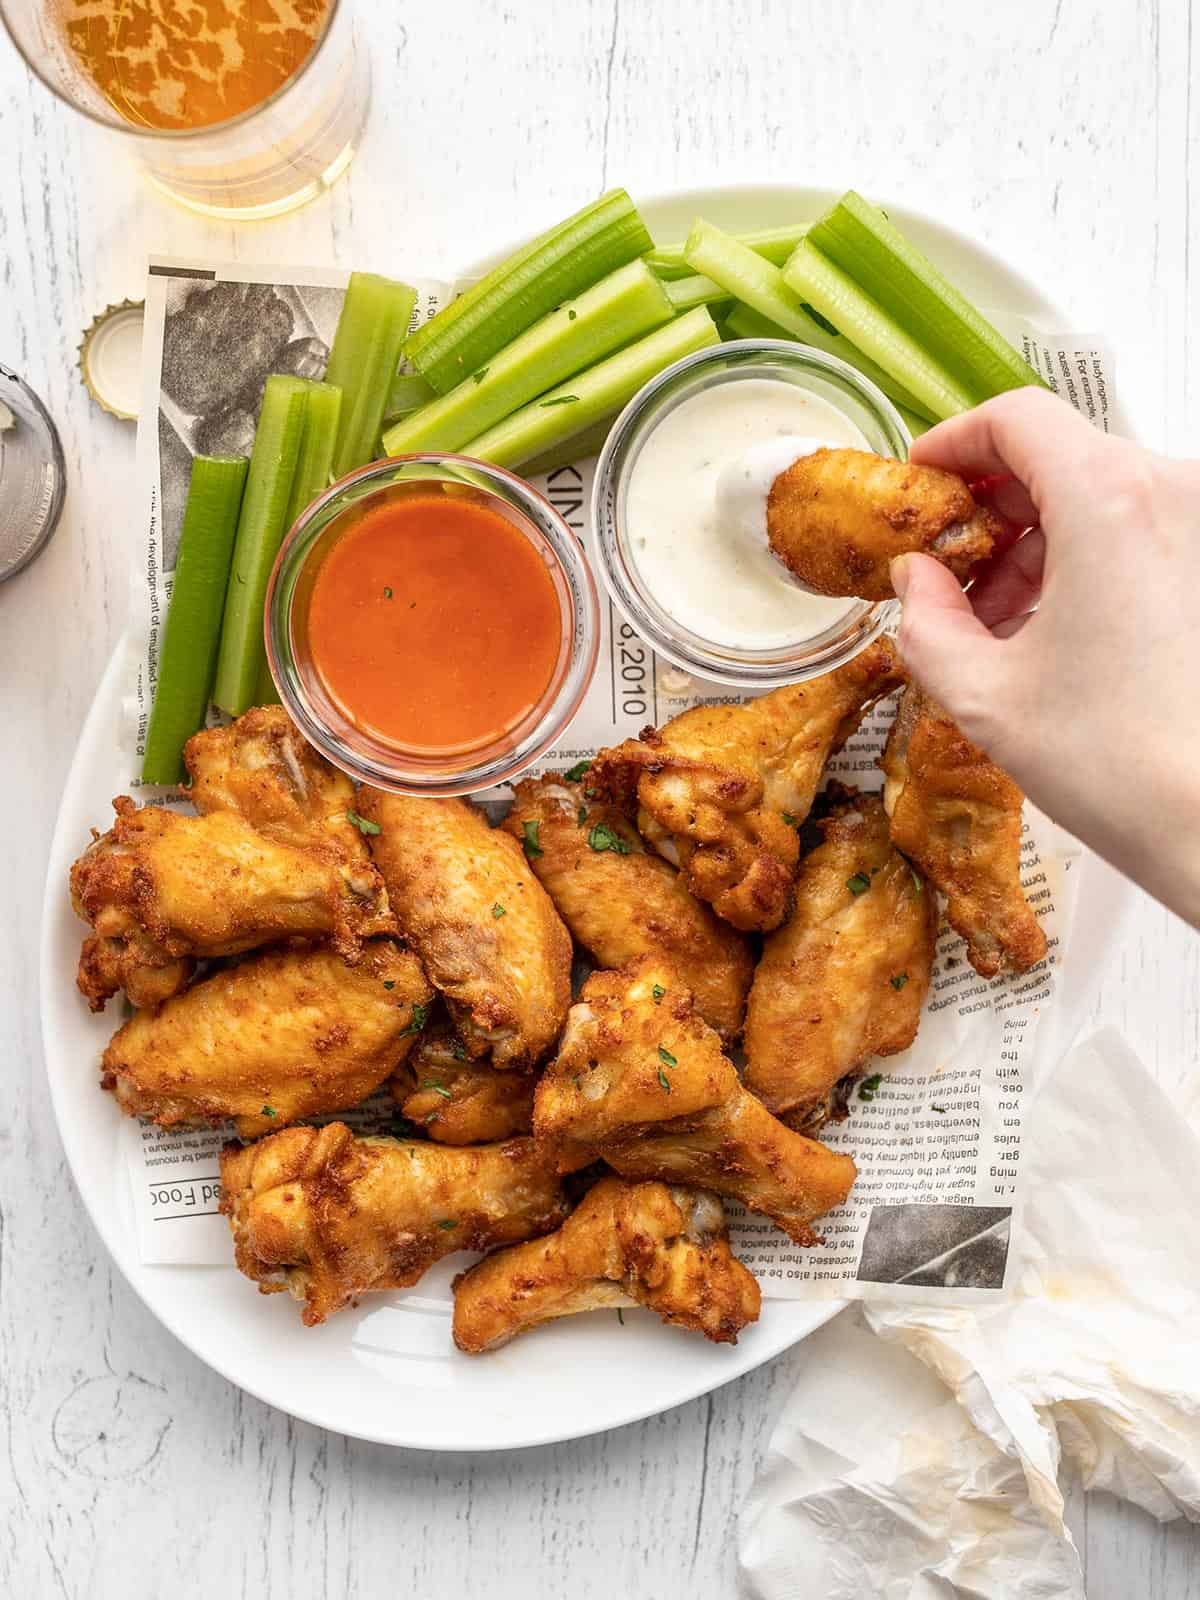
[40,186,1128,1450]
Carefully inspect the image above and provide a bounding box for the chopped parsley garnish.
[931,1105,947,1114]
[657,1067,671,1094]
[652,984,666,1003]
[383,980,395,990]
[346,808,381,835]
[402,1002,429,1035]
[472,367,488,384]
[846,872,871,896]
[577,804,588,825]
[910,866,923,895]
[782,811,800,827]
[260,1104,277,1118]
[858,1073,883,1103]
[423,1080,453,1100]
[383,586,393,599]
[587,822,630,855]
[492,902,506,918]
[658,1045,677,1068]
[450,1039,466,1060]
[437,1218,459,1230]
[565,759,592,782]
[616,1307,625,1325]
[890,973,909,991]
[540,394,580,407]
[521,819,543,858]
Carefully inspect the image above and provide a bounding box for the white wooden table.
[3,0,1199,1593]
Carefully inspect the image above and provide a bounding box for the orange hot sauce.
[307,493,563,754]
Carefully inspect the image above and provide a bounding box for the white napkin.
[740,1028,1200,1598]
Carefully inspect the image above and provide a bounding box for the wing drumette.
[590,638,903,931]
[501,772,752,1040]
[743,784,937,1127]
[220,1123,567,1325]
[533,958,856,1245]
[452,1176,760,1352]
[766,448,1001,600]
[394,1022,534,1144]
[880,685,1047,978]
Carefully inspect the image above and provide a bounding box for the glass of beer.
[0,0,368,218]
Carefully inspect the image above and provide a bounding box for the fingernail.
[890,555,911,598]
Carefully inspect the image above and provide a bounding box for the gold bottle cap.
[78,300,145,421]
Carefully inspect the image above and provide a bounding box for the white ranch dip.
[626,377,869,650]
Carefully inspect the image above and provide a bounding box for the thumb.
[891,553,1005,709]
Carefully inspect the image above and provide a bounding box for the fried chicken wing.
[501,773,753,1040]
[220,1122,568,1324]
[394,1022,534,1144]
[590,638,904,931]
[70,797,396,1010]
[766,448,1001,600]
[452,1176,760,1352]
[743,784,937,1126]
[534,959,856,1244]
[358,790,572,1069]
[880,685,1047,978]
[101,940,432,1138]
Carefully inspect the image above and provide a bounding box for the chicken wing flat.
[452,1176,760,1352]
[590,637,903,931]
[358,790,572,1069]
[766,448,1001,600]
[393,1023,534,1144]
[743,784,937,1127]
[534,958,856,1245]
[501,773,753,1040]
[101,940,431,1138]
[70,797,396,1011]
[881,685,1047,978]
[221,1122,568,1324]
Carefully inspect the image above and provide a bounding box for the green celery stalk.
[808,191,1045,400]
[213,375,311,717]
[461,307,721,471]
[646,222,808,279]
[520,416,618,475]
[381,261,672,457]
[286,380,343,527]
[383,372,437,428]
[686,219,933,419]
[894,403,932,440]
[722,303,790,340]
[141,455,248,784]
[405,190,653,394]
[783,239,976,420]
[325,272,417,478]
[664,274,732,313]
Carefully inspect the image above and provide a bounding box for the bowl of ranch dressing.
[592,341,910,687]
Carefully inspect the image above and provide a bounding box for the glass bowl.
[592,340,910,688]
[266,455,599,796]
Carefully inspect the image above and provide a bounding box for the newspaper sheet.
[113,256,1116,1301]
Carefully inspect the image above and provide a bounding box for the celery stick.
[895,403,932,440]
[664,274,733,313]
[646,222,808,279]
[383,372,437,428]
[783,239,975,420]
[286,380,343,528]
[325,272,417,478]
[406,190,653,394]
[461,308,721,471]
[520,416,618,475]
[213,376,311,717]
[686,220,933,419]
[809,192,1045,400]
[141,455,249,784]
[722,303,790,341]
[382,261,672,458]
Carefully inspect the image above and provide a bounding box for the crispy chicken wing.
[743,785,937,1126]
[393,1023,534,1144]
[880,685,1047,978]
[501,773,753,1040]
[590,638,904,931]
[220,1122,568,1325]
[452,1176,760,1352]
[358,790,572,1069]
[533,958,856,1244]
[766,448,1001,600]
[101,940,431,1138]
[70,797,395,1010]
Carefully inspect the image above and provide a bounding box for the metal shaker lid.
[0,365,68,582]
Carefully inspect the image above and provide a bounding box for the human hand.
[891,387,1200,927]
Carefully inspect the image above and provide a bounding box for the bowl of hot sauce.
[265,456,600,794]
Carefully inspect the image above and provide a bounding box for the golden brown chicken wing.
[220,1122,568,1324]
[393,1022,534,1144]
[743,784,937,1126]
[70,797,396,1010]
[501,773,753,1040]
[358,790,572,1069]
[101,940,431,1138]
[534,959,857,1245]
[452,1176,760,1352]
[880,685,1047,978]
[590,638,904,931]
[766,448,1001,600]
